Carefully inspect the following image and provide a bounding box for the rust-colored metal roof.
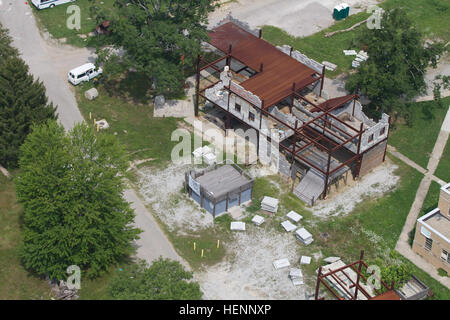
[371,290,402,300]
[311,94,356,113]
[208,22,318,108]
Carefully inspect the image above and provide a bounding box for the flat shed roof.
[208,22,318,108]
[196,165,253,199]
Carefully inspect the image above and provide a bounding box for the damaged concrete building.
[195,15,390,205]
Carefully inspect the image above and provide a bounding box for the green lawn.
[388,98,450,169]
[32,0,115,47]
[76,75,181,165]
[0,173,53,299]
[435,138,450,182]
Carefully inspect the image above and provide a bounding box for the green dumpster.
[333,3,350,20]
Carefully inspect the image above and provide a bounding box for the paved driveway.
[0,1,187,269]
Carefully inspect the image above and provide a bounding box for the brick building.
[412,183,450,274]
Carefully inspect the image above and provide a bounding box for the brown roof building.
[195,15,391,204]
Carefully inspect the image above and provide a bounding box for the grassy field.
[32,0,115,47]
[0,173,53,300]
[388,98,450,169]
[435,138,450,182]
[76,76,181,165]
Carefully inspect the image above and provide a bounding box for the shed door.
[228,194,239,209]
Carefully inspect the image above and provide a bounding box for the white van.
[68,63,103,86]
[32,0,76,10]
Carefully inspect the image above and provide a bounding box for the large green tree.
[16,121,140,280]
[346,8,446,119]
[93,0,217,96]
[108,258,202,300]
[0,24,56,168]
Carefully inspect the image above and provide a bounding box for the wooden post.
[319,65,326,97]
[354,250,365,300]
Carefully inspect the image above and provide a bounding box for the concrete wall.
[412,219,450,274]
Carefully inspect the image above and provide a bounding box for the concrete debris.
[352,50,369,68]
[322,61,337,71]
[95,119,109,130]
[154,95,166,109]
[289,268,304,286]
[324,256,341,264]
[273,258,290,270]
[261,196,279,213]
[84,87,98,100]
[230,221,246,231]
[295,228,314,245]
[281,220,297,232]
[343,49,357,56]
[252,215,265,226]
[300,256,312,265]
[286,211,303,223]
[50,280,79,300]
[203,152,217,165]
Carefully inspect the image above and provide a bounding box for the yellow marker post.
[94,118,96,125]
[97,124,99,132]
[217,240,220,249]
[193,242,196,251]
[201,249,204,258]
[89,112,92,120]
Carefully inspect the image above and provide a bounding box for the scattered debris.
[273,258,290,270]
[94,20,111,36]
[154,95,166,109]
[95,119,109,130]
[300,256,312,265]
[322,61,337,71]
[50,280,79,300]
[252,215,265,226]
[261,196,279,213]
[343,49,357,56]
[286,210,303,223]
[295,228,314,245]
[0,164,11,178]
[230,221,246,231]
[289,268,304,286]
[325,18,369,38]
[84,87,98,101]
[324,256,341,264]
[281,220,297,232]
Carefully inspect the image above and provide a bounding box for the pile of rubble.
[50,280,79,300]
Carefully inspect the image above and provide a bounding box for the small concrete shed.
[185,164,254,218]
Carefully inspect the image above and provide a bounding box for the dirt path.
[394,106,450,289]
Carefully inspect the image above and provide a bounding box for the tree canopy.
[108,258,202,300]
[345,8,446,120]
[0,24,56,168]
[93,0,217,97]
[16,121,140,280]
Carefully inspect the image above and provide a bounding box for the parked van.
[31,0,76,10]
[68,63,102,86]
